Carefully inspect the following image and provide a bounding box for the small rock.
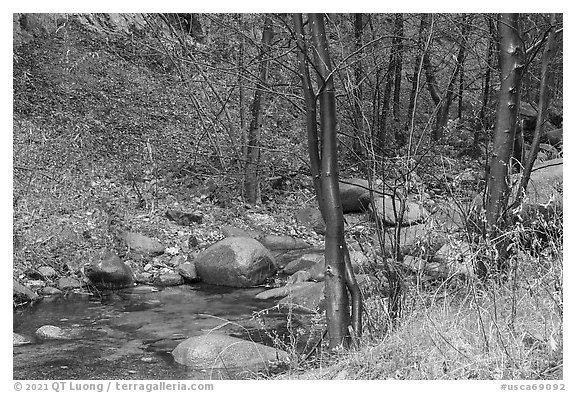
[84,250,135,290]
[13,333,32,346]
[57,277,82,290]
[36,325,75,340]
[38,266,58,278]
[257,235,310,251]
[154,273,184,286]
[12,279,38,303]
[177,261,199,282]
[26,280,46,290]
[41,286,62,296]
[121,232,165,256]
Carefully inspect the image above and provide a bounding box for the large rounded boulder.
[172,333,289,372]
[194,237,277,287]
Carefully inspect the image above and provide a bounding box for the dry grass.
[280,239,562,380]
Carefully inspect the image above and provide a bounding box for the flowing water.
[13,284,295,380]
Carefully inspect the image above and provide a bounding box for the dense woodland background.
[13,13,563,379]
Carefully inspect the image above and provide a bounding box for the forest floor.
[13,18,563,380]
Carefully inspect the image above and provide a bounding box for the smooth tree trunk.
[484,13,524,272]
[244,16,274,204]
[308,13,361,349]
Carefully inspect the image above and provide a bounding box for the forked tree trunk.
[308,13,361,349]
[484,13,524,273]
[244,16,273,204]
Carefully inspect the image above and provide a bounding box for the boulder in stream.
[172,333,290,371]
[84,250,135,290]
[194,237,276,287]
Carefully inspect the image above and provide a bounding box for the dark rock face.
[193,237,276,287]
[84,250,135,290]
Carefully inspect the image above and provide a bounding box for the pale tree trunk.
[484,13,524,273]
[244,16,273,204]
[308,13,361,349]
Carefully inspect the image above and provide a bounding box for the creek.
[13,284,296,380]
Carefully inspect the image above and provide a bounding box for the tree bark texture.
[244,16,273,204]
[308,13,361,349]
[485,13,524,267]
